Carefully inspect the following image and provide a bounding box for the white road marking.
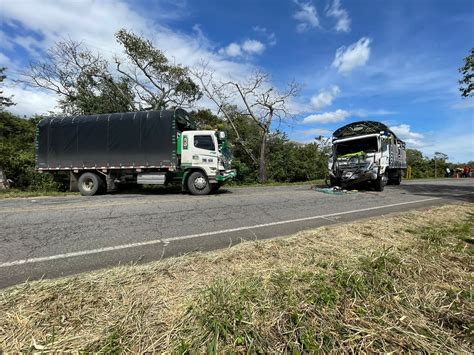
[0,197,442,268]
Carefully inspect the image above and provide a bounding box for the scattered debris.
[312,186,358,195]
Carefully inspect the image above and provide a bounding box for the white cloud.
[5,85,59,117]
[389,124,425,148]
[219,39,266,57]
[0,52,10,67]
[353,109,397,117]
[302,109,350,123]
[1,0,261,116]
[326,0,351,32]
[451,100,474,110]
[218,42,242,57]
[293,1,320,32]
[298,128,332,136]
[332,37,372,74]
[253,26,277,46]
[310,85,340,110]
[422,132,474,162]
[242,40,265,55]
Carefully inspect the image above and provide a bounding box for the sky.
[1,0,473,162]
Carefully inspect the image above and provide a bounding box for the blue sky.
[1,0,473,162]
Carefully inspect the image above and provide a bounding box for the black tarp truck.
[328,121,406,191]
[36,109,236,196]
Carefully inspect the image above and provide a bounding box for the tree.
[21,40,135,115]
[0,67,15,109]
[115,29,201,110]
[193,65,299,182]
[459,48,473,98]
[20,30,202,115]
[0,111,59,190]
[434,151,448,178]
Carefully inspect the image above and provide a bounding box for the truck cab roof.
[333,121,400,140]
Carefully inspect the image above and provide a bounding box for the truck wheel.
[187,171,211,195]
[392,174,402,185]
[329,177,340,187]
[211,183,222,194]
[78,172,103,196]
[374,174,386,192]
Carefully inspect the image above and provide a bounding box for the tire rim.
[82,178,94,191]
[194,176,207,190]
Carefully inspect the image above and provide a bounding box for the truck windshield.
[335,136,378,156]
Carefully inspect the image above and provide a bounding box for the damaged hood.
[333,121,399,140]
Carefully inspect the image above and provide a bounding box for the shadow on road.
[395,183,474,202]
[108,185,234,196]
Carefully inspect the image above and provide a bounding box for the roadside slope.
[1,203,473,352]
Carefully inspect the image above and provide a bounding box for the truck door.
[181,132,218,173]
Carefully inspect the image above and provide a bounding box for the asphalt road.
[1,179,473,288]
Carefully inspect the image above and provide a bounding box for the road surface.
[1,179,473,288]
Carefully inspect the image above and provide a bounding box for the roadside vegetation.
[1,35,472,197]
[1,204,472,352]
[1,110,470,199]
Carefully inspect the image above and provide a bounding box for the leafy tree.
[0,112,59,190]
[21,40,135,115]
[459,48,473,98]
[20,30,202,115]
[0,67,15,109]
[115,29,202,110]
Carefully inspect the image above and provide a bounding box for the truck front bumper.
[215,169,237,183]
[330,170,378,186]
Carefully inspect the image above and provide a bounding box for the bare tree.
[193,64,299,181]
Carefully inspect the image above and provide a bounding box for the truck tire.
[329,177,340,187]
[187,171,211,195]
[374,174,386,192]
[392,174,401,185]
[211,183,223,194]
[78,172,103,196]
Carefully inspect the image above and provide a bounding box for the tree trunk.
[259,130,267,182]
[0,167,9,190]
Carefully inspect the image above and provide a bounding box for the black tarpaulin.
[36,109,193,169]
[333,121,402,141]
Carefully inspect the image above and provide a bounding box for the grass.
[0,189,78,199]
[1,204,473,352]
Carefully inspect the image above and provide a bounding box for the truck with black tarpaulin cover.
[36,109,236,196]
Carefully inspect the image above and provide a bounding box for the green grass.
[0,189,78,199]
[2,205,472,353]
[173,216,474,353]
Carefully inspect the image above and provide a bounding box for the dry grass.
[1,203,473,352]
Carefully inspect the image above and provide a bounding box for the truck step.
[137,173,166,185]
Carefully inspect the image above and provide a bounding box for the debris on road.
[312,186,358,195]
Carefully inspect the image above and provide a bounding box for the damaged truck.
[328,121,406,191]
[36,109,236,196]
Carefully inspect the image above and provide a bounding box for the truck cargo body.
[37,110,182,170]
[36,109,236,196]
[328,121,406,191]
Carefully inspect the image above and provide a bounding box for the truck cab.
[328,121,406,191]
[179,130,236,194]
